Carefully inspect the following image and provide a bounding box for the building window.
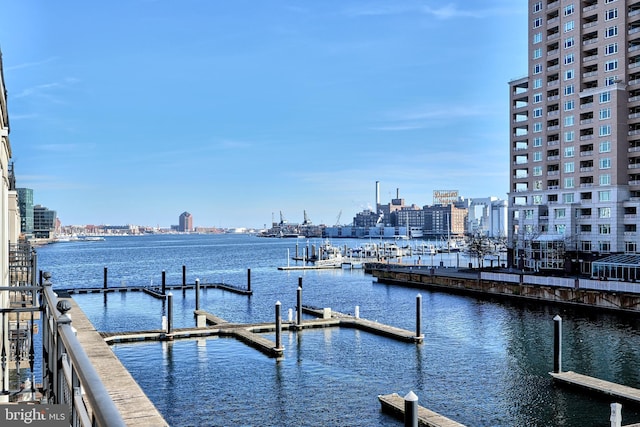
[564,85,574,95]
[533,166,542,176]
[605,43,618,55]
[534,64,542,74]
[533,78,542,89]
[599,125,612,136]
[565,177,574,188]
[599,241,611,252]
[533,151,542,161]
[564,21,574,32]
[555,208,566,218]
[563,193,575,203]
[534,180,542,190]
[534,32,542,44]
[600,158,611,169]
[534,93,542,103]
[605,60,618,72]
[565,69,574,80]
[600,174,611,185]
[625,241,637,253]
[605,76,618,86]
[564,53,574,65]
[605,26,618,38]
[534,48,542,60]
[599,224,611,235]
[600,108,611,120]
[534,122,542,133]
[564,162,575,173]
[564,116,574,126]
[564,100,574,111]
[533,195,543,204]
[534,17,543,28]
[533,107,543,117]
[598,190,611,201]
[605,9,618,21]
[564,146,574,157]
[564,4,574,16]
[556,224,566,234]
[564,131,574,142]
[564,37,574,49]
[600,92,611,103]
[599,141,611,152]
[524,209,534,219]
[598,207,611,218]
[533,137,542,147]
[533,1,542,13]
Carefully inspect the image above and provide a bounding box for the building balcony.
[583,71,598,78]
[631,112,640,120]
[583,4,597,13]
[548,185,559,190]
[583,38,598,46]
[580,183,594,188]
[583,21,598,30]
[631,129,640,136]
[580,167,594,172]
[548,32,560,41]
[513,174,529,179]
[630,79,640,86]
[629,180,640,185]
[548,110,559,117]
[631,62,640,70]
[625,214,638,219]
[547,155,560,161]
[547,49,559,56]
[580,135,594,141]
[547,65,560,72]
[624,231,638,236]
[548,95,560,101]
[580,102,594,109]
[547,0,558,9]
[548,170,560,176]
[548,17,559,26]
[583,55,598,62]
[630,27,640,36]
[580,150,594,156]
[548,125,560,131]
[629,163,640,169]
[547,80,559,88]
[548,140,560,146]
[629,146,640,152]
[580,118,594,125]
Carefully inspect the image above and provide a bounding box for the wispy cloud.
[345,2,520,20]
[14,78,79,103]
[6,57,58,71]
[372,104,492,131]
[37,143,89,153]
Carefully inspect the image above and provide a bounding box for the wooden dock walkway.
[378,393,466,427]
[66,297,169,426]
[551,371,640,404]
[303,306,423,343]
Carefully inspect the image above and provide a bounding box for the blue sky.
[0,1,527,229]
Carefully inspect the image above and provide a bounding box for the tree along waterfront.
[35,234,640,426]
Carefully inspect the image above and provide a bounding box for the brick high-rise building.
[509,1,640,276]
[179,211,193,232]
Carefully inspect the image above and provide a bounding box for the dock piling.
[404,391,418,427]
[162,270,166,295]
[247,268,251,293]
[167,293,173,334]
[182,265,186,295]
[195,278,200,311]
[275,301,282,351]
[554,315,562,374]
[355,306,360,319]
[288,308,293,322]
[415,294,422,340]
[103,266,108,290]
[296,286,302,328]
[611,402,622,427]
[298,276,303,288]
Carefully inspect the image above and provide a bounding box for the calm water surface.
[36,234,640,426]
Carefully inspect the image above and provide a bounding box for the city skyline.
[0,1,527,228]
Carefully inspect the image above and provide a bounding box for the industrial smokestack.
[375,181,380,209]
[396,188,399,199]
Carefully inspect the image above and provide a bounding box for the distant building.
[17,188,34,237]
[178,212,193,232]
[468,197,508,238]
[33,204,57,239]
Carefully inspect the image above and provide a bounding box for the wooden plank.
[551,371,640,403]
[378,393,466,427]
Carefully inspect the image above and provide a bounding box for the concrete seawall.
[368,267,640,314]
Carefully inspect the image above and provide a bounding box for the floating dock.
[551,371,640,404]
[378,393,466,427]
[59,282,252,297]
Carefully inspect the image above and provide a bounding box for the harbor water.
[36,234,640,426]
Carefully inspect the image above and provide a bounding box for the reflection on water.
[36,234,640,426]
